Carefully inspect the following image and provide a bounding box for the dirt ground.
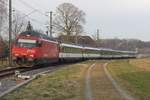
[89,61,124,100]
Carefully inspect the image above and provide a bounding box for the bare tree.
[0,0,26,40]
[53,3,86,39]
[0,0,8,54]
[0,0,7,36]
[74,24,83,44]
[12,12,27,39]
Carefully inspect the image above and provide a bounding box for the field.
[0,58,9,69]
[108,59,150,100]
[1,58,150,100]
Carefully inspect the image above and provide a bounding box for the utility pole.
[9,0,12,66]
[49,11,53,38]
[97,29,100,41]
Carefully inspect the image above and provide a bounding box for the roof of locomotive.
[20,31,41,37]
[19,31,58,42]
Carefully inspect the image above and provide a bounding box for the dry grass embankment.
[130,58,150,71]
[1,61,92,100]
[108,59,150,100]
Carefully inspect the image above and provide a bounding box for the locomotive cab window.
[16,39,37,48]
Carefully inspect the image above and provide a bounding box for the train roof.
[19,31,136,54]
[84,47,100,51]
[19,31,58,43]
[60,43,136,54]
[20,31,52,40]
[60,43,83,49]
[20,31,41,37]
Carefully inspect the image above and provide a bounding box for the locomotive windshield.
[16,39,37,48]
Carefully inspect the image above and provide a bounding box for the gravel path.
[103,63,135,100]
[0,78,16,95]
[91,62,124,100]
[85,63,95,100]
[84,62,134,100]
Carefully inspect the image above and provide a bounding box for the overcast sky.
[13,0,150,41]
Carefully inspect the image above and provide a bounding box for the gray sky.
[13,0,150,41]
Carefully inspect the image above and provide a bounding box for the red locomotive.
[12,31,59,66]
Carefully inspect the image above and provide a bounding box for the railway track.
[0,61,77,79]
[0,63,66,98]
[0,67,33,79]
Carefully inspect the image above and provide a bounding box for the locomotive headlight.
[15,54,19,56]
[27,49,35,53]
[29,54,34,58]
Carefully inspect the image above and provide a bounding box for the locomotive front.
[12,34,42,66]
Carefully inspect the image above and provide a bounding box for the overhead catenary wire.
[17,0,47,18]
[1,8,45,25]
[1,0,48,32]
[0,0,44,18]
[0,0,47,21]
[0,0,8,6]
[15,0,49,28]
[1,9,46,33]
[14,9,46,26]
[0,0,8,15]
[1,0,48,26]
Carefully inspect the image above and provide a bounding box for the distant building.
[58,35,96,47]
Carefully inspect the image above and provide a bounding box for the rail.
[0,67,31,79]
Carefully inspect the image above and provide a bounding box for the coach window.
[70,48,71,52]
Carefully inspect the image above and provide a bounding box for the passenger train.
[12,30,137,66]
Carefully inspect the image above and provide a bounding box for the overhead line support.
[9,0,12,66]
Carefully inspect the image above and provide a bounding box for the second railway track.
[0,67,31,79]
[0,61,78,79]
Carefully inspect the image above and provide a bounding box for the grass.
[108,59,150,100]
[0,60,8,65]
[2,59,150,100]
[0,59,9,69]
[1,62,90,100]
[0,58,21,70]
[130,58,150,71]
